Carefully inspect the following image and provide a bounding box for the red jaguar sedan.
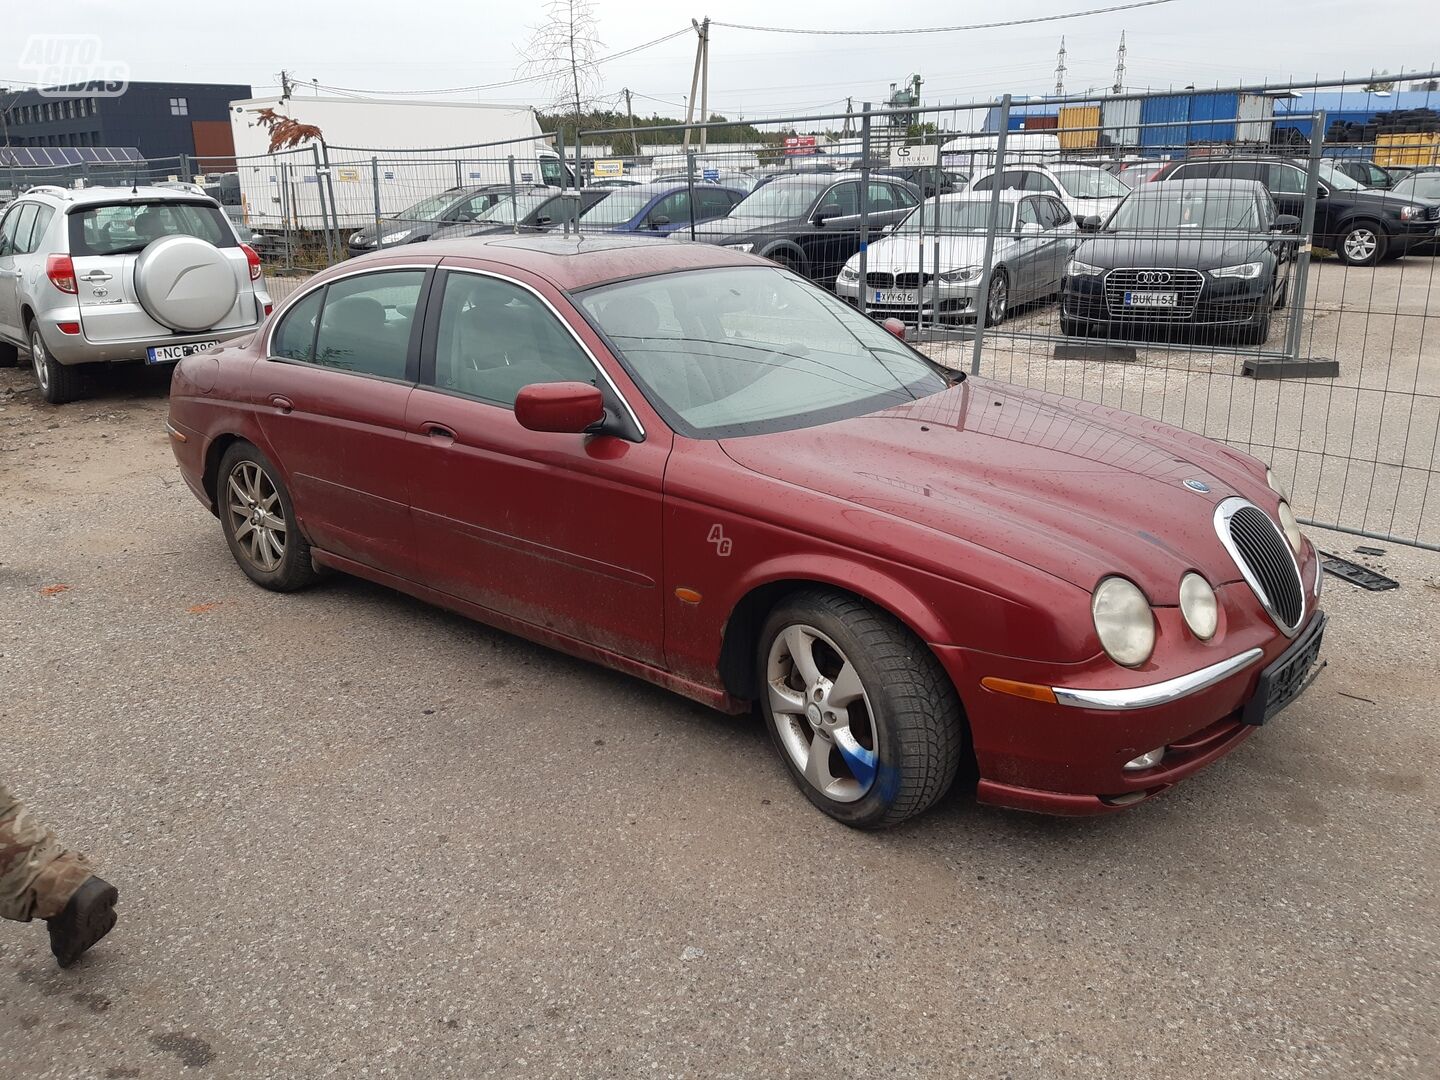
[167,235,1325,828]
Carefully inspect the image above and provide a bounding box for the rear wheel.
[218,441,319,592]
[758,589,967,829]
[28,321,84,405]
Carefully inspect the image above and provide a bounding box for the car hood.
[860,232,1021,273]
[1076,233,1270,270]
[688,214,798,242]
[1341,187,1440,210]
[350,217,433,244]
[718,378,1270,602]
[1066,195,1126,218]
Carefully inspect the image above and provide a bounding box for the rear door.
[67,200,259,345]
[406,267,670,665]
[255,267,430,575]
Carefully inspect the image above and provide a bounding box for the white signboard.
[889,143,939,168]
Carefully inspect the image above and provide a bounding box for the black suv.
[347,185,547,257]
[1151,157,1440,266]
[685,173,921,285]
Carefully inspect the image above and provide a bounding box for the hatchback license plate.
[1124,291,1177,308]
[873,289,917,305]
[147,341,219,364]
[1242,613,1326,725]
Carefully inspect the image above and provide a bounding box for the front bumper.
[1388,223,1440,253]
[1063,272,1268,332]
[934,577,1325,816]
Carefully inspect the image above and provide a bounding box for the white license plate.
[147,341,219,364]
[873,289,918,304]
[1124,291,1178,308]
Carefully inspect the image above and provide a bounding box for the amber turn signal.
[674,587,703,605]
[980,677,1057,704]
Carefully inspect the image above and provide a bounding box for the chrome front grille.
[1104,267,1205,319]
[1215,498,1305,634]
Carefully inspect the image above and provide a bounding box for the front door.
[0,203,36,342]
[406,268,670,665]
[254,267,429,575]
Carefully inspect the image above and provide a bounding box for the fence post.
[281,161,293,271]
[573,133,583,231]
[914,139,926,332]
[687,148,697,241]
[930,138,943,329]
[969,94,1012,377]
[455,160,463,189]
[319,141,342,266]
[371,156,382,251]
[858,103,872,317]
[1283,109,1326,365]
[310,143,333,265]
[557,128,569,237]
[507,155,519,234]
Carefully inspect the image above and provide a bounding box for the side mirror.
[1018,221,1045,235]
[1315,186,1330,198]
[1272,214,1301,233]
[813,205,840,226]
[649,215,671,229]
[1076,215,1103,232]
[882,317,906,342]
[514,382,605,434]
[534,215,554,226]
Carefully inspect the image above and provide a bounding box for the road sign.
[701,168,720,182]
[889,143,939,168]
[593,159,624,178]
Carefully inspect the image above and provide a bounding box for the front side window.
[817,182,859,218]
[696,188,736,219]
[539,157,566,187]
[866,183,896,213]
[275,271,425,378]
[731,180,829,219]
[1,204,37,257]
[1268,164,1307,195]
[431,273,596,407]
[578,265,948,438]
[651,192,691,225]
[1017,199,1041,226]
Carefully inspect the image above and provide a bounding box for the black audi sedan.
[1061,179,1295,345]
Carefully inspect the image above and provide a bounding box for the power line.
[309,27,692,98]
[710,0,1180,36]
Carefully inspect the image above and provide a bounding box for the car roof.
[26,184,221,208]
[934,191,1028,204]
[375,233,761,291]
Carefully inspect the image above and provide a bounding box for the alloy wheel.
[1343,228,1378,263]
[766,623,879,803]
[987,275,1008,323]
[225,461,288,572]
[30,329,50,392]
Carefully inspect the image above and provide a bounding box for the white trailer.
[228,96,569,233]
[941,132,1062,175]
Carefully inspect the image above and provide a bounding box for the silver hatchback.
[0,185,272,403]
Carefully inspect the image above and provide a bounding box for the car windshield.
[1052,167,1131,199]
[578,265,949,438]
[896,200,1014,234]
[1107,190,1260,231]
[1394,174,1440,200]
[395,191,459,221]
[730,180,827,218]
[69,200,235,256]
[473,193,556,223]
[579,189,656,226]
[1317,163,1364,191]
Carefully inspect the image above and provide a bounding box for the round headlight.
[1091,576,1155,668]
[1179,572,1218,641]
[1266,468,1288,500]
[1277,500,1303,554]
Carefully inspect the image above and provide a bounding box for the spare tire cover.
[134,235,239,332]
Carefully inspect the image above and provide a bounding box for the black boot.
[46,876,119,968]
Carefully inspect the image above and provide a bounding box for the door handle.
[81,270,112,282]
[269,395,293,414]
[423,423,457,443]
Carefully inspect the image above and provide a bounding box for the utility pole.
[1055,37,1067,97]
[623,87,639,157]
[278,70,294,102]
[682,19,704,153]
[1113,31,1127,94]
[698,18,711,154]
[841,97,854,138]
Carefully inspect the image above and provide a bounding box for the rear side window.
[68,200,235,257]
[312,271,426,379]
[25,205,56,253]
[271,289,324,362]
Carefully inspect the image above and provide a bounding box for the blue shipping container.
[1140,92,1240,149]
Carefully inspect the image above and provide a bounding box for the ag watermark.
[18,35,129,95]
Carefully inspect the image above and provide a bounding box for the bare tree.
[519,0,603,121]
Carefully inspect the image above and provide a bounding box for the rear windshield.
[68,200,235,257]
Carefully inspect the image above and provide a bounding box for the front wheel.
[1337,222,1387,267]
[758,589,967,828]
[217,441,319,592]
[982,269,1008,327]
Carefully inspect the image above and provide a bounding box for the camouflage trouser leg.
[0,779,93,922]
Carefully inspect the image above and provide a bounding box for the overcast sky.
[5,0,1436,121]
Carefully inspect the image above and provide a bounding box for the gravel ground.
[1,328,1438,1079]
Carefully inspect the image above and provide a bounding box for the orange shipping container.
[1058,105,1101,150]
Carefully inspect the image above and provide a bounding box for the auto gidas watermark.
[18,35,129,96]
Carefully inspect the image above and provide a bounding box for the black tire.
[217,441,319,592]
[757,588,967,829]
[1060,314,1086,336]
[1242,309,1272,347]
[982,269,1009,327]
[1336,221,1387,267]
[1274,274,1290,311]
[27,320,84,405]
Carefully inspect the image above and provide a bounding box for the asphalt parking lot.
[2,344,1439,1078]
